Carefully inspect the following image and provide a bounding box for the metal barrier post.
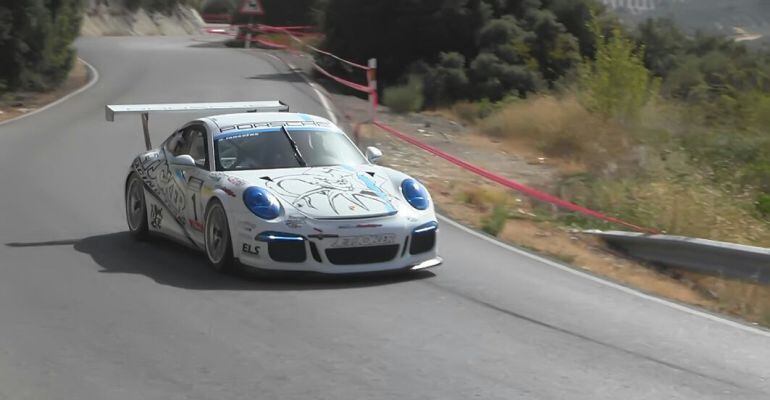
[367,58,378,122]
[245,16,254,49]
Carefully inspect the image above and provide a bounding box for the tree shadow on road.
[246,72,306,83]
[6,232,434,291]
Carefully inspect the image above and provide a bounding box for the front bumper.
[232,214,441,274]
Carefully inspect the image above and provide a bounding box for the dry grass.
[477,96,632,171]
[680,271,770,326]
[457,185,509,210]
[559,174,770,247]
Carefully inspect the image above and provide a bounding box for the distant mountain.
[601,0,770,43]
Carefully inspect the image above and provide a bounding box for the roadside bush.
[458,186,509,210]
[482,204,509,237]
[478,96,630,170]
[0,0,83,93]
[383,77,424,114]
[756,194,770,218]
[451,98,502,124]
[421,52,469,106]
[578,24,656,122]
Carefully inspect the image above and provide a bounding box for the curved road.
[1,36,770,399]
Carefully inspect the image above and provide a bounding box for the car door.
[167,124,210,246]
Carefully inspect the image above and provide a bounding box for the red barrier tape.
[239,24,651,233]
[253,37,289,49]
[372,121,659,234]
[313,63,373,93]
[253,24,372,93]
[258,24,371,70]
[257,24,315,33]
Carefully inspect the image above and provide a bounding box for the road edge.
[438,214,770,338]
[0,57,100,128]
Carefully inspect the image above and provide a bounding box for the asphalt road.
[1,36,770,400]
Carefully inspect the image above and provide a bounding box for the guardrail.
[586,230,770,283]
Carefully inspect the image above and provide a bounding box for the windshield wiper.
[281,126,307,167]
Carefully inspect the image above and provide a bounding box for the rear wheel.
[204,200,236,273]
[125,173,149,240]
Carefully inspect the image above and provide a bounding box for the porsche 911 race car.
[106,101,441,274]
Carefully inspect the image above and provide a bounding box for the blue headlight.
[401,178,429,210]
[243,187,281,220]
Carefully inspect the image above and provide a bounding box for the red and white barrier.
[233,23,657,233]
[372,121,658,233]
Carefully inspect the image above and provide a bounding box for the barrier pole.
[367,58,378,122]
[245,16,254,48]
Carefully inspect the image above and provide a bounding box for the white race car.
[106,101,441,274]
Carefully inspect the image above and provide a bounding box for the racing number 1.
[186,177,205,230]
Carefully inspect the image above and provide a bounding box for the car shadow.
[5,232,435,291]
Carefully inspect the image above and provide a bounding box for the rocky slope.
[81,0,204,36]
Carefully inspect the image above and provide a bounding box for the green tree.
[421,52,469,106]
[0,0,83,93]
[469,15,542,99]
[321,0,489,88]
[635,18,685,78]
[578,23,655,121]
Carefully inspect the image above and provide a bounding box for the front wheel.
[125,173,149,240]
[204,200,236,273]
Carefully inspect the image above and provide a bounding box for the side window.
[165,126,208,169]
[166,130,188,156]
[186,126,208,169]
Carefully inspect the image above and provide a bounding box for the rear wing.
[105,100,289,150]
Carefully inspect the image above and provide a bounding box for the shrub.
[756,194,770,217]
[578,23,656,122]
[0,0,82,92]
[482,204,509,236]
[383,77,424,114]
[422,52,469,106]
[478,96,630,170]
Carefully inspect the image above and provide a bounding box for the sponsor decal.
[338,223,384,229]
[150,204,163,229]
[216,186,236,197]
[133,154,186,222]
[188,219,204,232]
[221,131,261,141]
[331,233,396,248]
[209,172,225,182]
[307,232,340,240]
[242,243,261,256]
[227,176,247,186]
[285,215,307,229]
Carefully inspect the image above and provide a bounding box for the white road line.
[438,214,770,338]
[263,53,338,125]
[0,58,100,127]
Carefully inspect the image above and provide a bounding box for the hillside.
[81,0,204,36]
[602,0,770,42]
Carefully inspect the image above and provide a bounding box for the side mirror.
[171,154,196,167]
[365,146,383,164]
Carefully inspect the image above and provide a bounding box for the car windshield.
[214,128,367,171]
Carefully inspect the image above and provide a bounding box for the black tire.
[125,173,150,240]
[204,200,236,273]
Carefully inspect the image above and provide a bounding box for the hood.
[229,166,399,219]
